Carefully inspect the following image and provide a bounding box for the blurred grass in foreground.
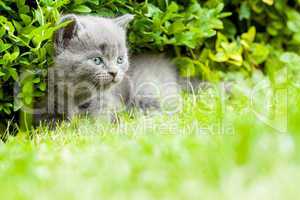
[1,70,300,200]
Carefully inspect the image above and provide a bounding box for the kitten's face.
[54,14,133,89]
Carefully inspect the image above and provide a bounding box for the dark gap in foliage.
[26,0,38,9]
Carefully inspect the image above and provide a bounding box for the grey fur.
[129,54,181,113]
[35,14,182,124]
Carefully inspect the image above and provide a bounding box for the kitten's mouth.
[93,78,120,89]
[92,73,123,90]
[112,79,118,83]
[107,77,122,86]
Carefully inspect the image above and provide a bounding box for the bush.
[0,0,300,122]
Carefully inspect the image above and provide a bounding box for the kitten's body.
[34,14,181,124]
[129,54,180,112]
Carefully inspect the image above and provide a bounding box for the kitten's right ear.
[114,14,134,29]
[54,14,82,54]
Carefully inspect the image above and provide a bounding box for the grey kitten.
[34,14,181,123]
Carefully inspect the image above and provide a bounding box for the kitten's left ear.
[114,14,134,29]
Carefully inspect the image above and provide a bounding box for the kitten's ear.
[114,14,134,29]
[54,14,82,54]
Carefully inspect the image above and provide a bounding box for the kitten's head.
[53,14,134,89]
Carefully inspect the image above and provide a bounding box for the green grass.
[1,71,300,200]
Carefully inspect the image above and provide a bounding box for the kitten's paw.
[136,97,160,114]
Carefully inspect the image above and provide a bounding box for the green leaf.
[3,53,11,64]
[287,10,300,33]
[222,42,242,59]
[280,52,300,65]
[239,2,251,20]
[34,9,44,25]
[168,21,185,34]
[72,5,92,13]
[216,3,224,13]
[175,32,198,48]
[24,96,32,105]
[32,78,40,83]
[88,0,99,5]
[215,33,228,51]
[12,20,23,33]
[163,2,179,22]
[145,4,162,18]
[0,26,6,37]
[209,51,228,62]
[20,14,32,25]
[174,57,196,77]
[39,82,46,91]
[0,1,13,11]
[14,99,24,111]
[8,68,18,80]
[3,106,11,114]
[249,43,270,65]
[291,32,300,45]
[262,0,274,5]
[10,48,20,61]
[241,27,256,48]
[0,43,12,53]
[22,81,33,93]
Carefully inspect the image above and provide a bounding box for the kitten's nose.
[108,72,117,79]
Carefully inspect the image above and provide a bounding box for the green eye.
[117,56,124,64]
[93,57,103,65]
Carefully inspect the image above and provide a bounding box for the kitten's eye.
[117,56,124,64]
[93,57,104,65]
